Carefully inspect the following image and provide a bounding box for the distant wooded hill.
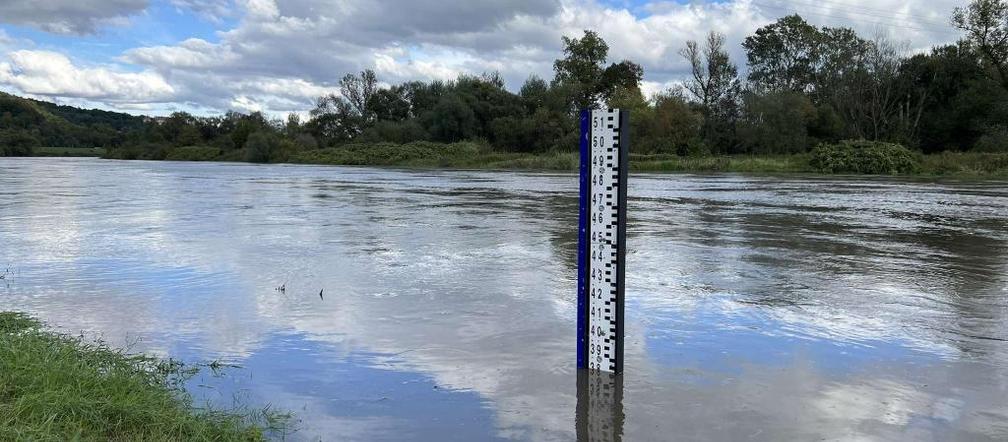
[0,92,146,155]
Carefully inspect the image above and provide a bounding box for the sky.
[0,0,966,117]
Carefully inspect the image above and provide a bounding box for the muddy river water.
[2,157,1007,440]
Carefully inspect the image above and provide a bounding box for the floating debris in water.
[319,288,324,300]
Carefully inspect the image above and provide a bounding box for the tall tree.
[553,30,610,110]
[743,14,820,93]
[814,26,871,101]
[423,95,477,142]
[899,43,988,151]
[284,113,301,137]
[681,32,741,111]
[367,86,411,122]
[681,32,742,151]
[340,70,379,120]
[953,0,1008,89]
[600,60,644,103]
[308,94,361,143]
[519,75,549,112]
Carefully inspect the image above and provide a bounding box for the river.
[1,157,1007,440]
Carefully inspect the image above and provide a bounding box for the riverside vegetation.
[2,0,1008,177]
[0,312,288,441]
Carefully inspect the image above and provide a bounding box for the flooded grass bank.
[0,311,285,441]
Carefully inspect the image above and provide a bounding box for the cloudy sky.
[0,0,965,117]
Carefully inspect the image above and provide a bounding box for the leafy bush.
[973,126,1008,153]
[243,131,275,163]
[810,140,920,174]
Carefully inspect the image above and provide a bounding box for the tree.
[553,30,647,112]
[308,94,362,144]
[744,14,820,93]
[635,87,703,154]
[340,70,379,121]
[401,80,447,118]
[681,32,741,112]
[953,0,1008,89]
[423,95,477,142]
[600,60,644,103]
[809,27,869,102]
[738,91,816,154]
[229,111,270,149]
[453,73,524,140]
[519,75,549,112]
[553,30,610,110]
[819,34,921,143]
[681,32,742,152]
[243,131,274,163]
[175,125,203,146]
[161,112,199,145]
[367,86,411,122]
[285,113,301,137]
[861,35,910,141]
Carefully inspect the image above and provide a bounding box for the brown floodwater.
[1,157,1006,440]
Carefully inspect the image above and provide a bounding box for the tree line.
[2,0,1007,160]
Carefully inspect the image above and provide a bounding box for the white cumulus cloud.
[0,50,174,102]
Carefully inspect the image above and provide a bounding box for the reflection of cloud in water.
[6,258,267,360]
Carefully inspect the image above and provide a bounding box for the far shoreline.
[8,142,1007,180]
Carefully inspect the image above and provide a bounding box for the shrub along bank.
[810,140,921,174]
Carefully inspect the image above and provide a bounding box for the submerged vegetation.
[2,0,1007,177]
[0,311,285,441]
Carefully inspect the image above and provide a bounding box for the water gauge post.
[577,108,628,374]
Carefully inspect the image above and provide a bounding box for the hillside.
[0,92,144,155]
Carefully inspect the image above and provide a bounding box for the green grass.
[287,141,579,170]
[918,151,1008,177]
[98,140,1008,178]
[31,147,107,157]
[283,142,1008,177]
[629,153,814,174]
[0,311,287,441]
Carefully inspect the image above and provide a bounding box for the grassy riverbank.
[0,312,283,441]
[96,141,1008,178]
[31,146,107,157]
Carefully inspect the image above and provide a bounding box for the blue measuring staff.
[577,108,628,374]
